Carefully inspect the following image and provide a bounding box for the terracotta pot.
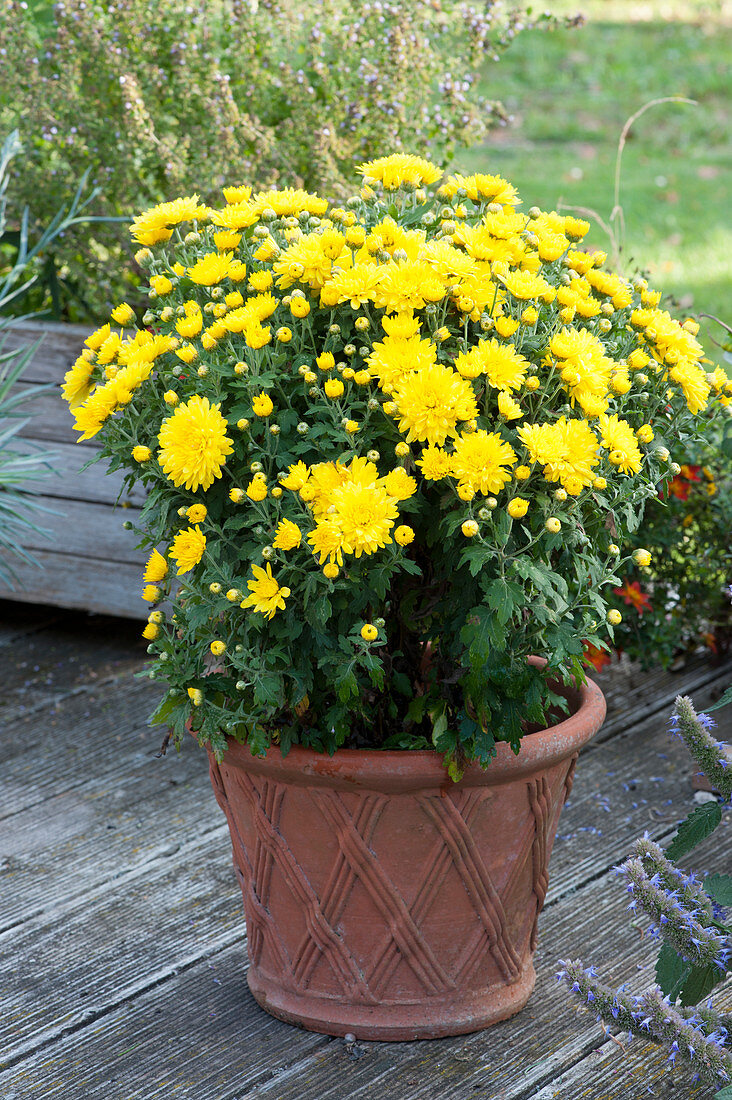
[205,671,606,1041]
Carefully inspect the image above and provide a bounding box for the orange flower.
[612,580,652,614]
[582,642,613,672]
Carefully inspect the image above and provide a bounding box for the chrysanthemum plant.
[64,153,731,771]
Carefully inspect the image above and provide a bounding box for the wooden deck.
[3,322,145,619]
[1,599,730,1099]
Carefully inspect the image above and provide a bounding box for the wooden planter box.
[3,321,146,619]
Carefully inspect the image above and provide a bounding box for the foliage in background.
[599,426,732,671]
[458,2,731,324]
[61,154,728,766]
[0,0,551,321]
[560,694,732,1097]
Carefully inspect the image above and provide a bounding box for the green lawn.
[455,3,731,336]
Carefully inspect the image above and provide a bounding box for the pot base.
[248,963,536,1041]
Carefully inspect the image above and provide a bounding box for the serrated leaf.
[679,963,717,1007]
[484,578,514,626]
[714,1087,732,1100]
[253,672,282,708]
[704,873,732,907]
[655,942,692,1001]
[666,801,721,861]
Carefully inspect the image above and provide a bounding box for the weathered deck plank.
[8,440,145,506]
[3,322,147,617]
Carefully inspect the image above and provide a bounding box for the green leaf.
[714,1087,732,1100]
[706,683,732,713]
[148,693,177,727]
[253,672,282,708]
[704,873,732,907]
[655,942,692,1001]
[666,802,722,861]
[484,578,516,627]
[679,963,717,1007]
[431,711,448,748]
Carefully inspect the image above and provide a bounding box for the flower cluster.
[64,153,729,763]
[559,960,732,1087]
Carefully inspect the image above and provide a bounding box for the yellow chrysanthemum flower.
[62,356,96,408]
[416,446,453,481]
[392,363,478,447]
[518,418,599,490]
[280,461,310,491]
[326,480,398,558]
[476,339,529,391]
[330,264,383,309]
[144,548,168,583]
[130,196,207,246]
[376,261,446,314]
[240,563,291,619]
[500,270,554,302]
[169,526,206,574]
[381,468,417,500]
[441,172,519,206]
[158,396,234,492]
[450,430,518,496]
[272,519,302,551]
[252,392,274,417]
[497,391,523,420]
[367,335,437,389]
[356,153,442,190]
[669,363,710,415]
[598,414,643,475]
[187,252,236,286]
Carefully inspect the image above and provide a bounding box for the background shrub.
[0,0,547,320]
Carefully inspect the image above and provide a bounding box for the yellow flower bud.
[324,378,345,398]
[607,609,622,625]
[210,641,227,656]
[545,517,561,533]
[461,520,479,537]
[507,498,529,519]
[361,623,378,642]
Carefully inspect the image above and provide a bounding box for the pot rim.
[210,669,606,794]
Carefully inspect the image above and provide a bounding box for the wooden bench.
[2,321,146,619]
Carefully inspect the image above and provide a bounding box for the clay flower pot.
[206,673,606,1041]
